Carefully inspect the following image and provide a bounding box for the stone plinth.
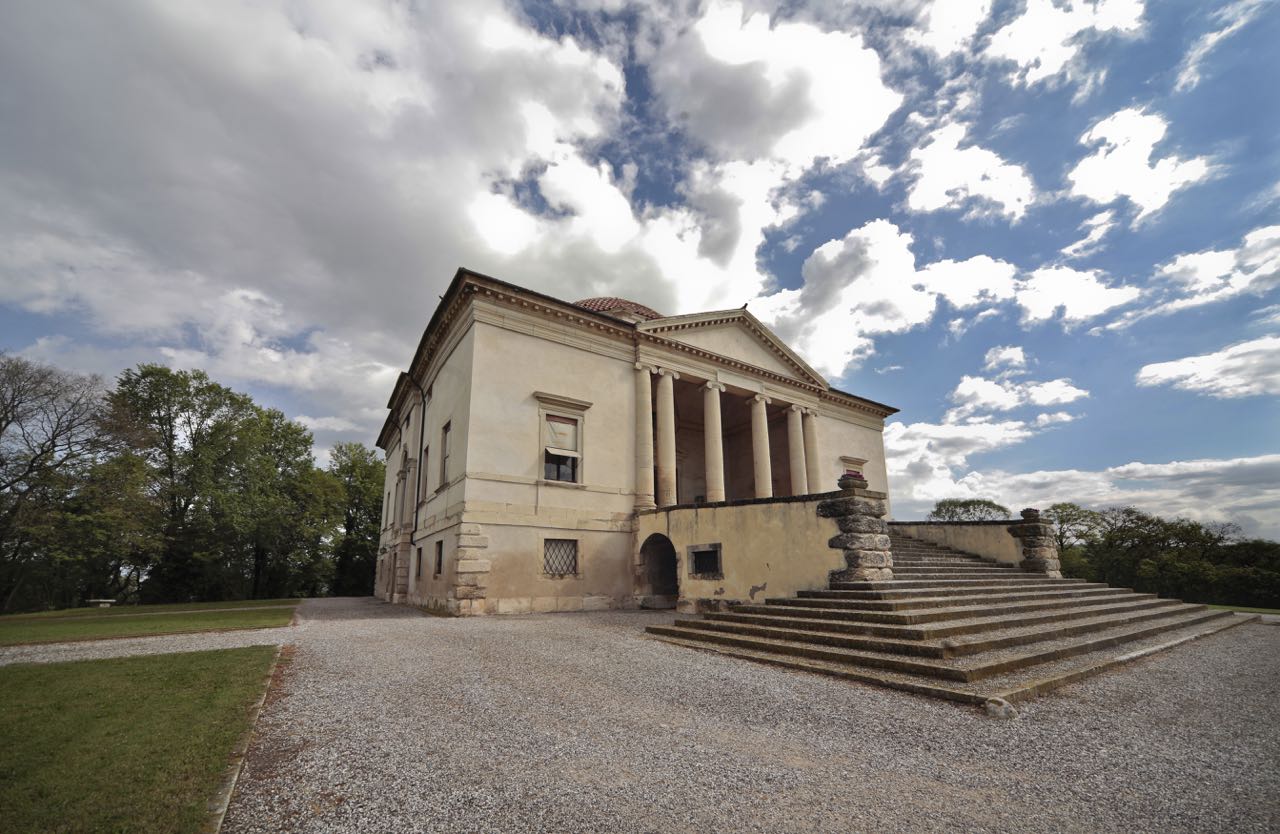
[817,486,893,582]
[1008,508,1062,578]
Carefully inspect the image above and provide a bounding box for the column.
[750,394,772,499]
[803,408,823,493]
[634,364,656,510]
[703,382,726,503]
[787,404,808,496]
[656,369,679,506]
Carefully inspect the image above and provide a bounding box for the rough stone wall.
[816,478,893,582]
[1008,508,1062,578]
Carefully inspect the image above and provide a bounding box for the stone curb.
[205,643,287,834]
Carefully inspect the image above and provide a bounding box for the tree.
[1042,502,1103,551]
[328,442,385,596]
[926,498,1012,522]
[0,354,107,611]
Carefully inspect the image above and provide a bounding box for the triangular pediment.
[638,309,828,388]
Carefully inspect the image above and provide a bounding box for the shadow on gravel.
[297,597,427,623]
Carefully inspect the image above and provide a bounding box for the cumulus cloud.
[1067,108,1211,220]
[1060,210,1117,259]
[984,0,1144,86]
[1176,0,1267,92]
[752,219,1018,376]
[983,345,1027,373]
[907,0,993,57]
[1109,225,1280,328]
[905,123,1036,220]
[946,373,1088,420]
[1015,266,1141,325]
[1136,335,1280,398]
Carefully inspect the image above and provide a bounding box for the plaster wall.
[665,323,796,378]
[637,498,845,612]
[890,521,1023,565]
[820,413,889,503]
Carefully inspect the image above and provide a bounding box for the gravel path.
[0,623,297,666]
[223,598,1279,834]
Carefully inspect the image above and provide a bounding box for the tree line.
[1,355,384,612]
[926,498,1279,609]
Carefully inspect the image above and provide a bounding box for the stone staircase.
[646,530,1258,706]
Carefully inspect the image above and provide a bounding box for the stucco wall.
[819,414,889,503]
[636,497,844,612]
[890,521,1022,565]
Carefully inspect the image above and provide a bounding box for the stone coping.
[638,488,887,515]
[890,520,1015,527]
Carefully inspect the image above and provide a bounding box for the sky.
[1,0,1278,535]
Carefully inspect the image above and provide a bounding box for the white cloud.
[1136,335,1280,398]
[983,345,1027,373]
[946,373,1088,420]
[907,0,993,57]
[1035,411,1077,426]
[295,415,364,433]
[649,0,902,169]
[1176,0,1266,92]
[1060,210,1117,259]
[752,220,1018,377]
[1015,266,1141,324]
[1067,108,1210,220]
[984,0,1144,86]
[905,123,1036,220]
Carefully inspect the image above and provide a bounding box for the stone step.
[889,571,1026,580]
[744,588,1144,625]
[647,607,1236,684]
[893,564,1019,573]
[771,586,1132,612]
[682,599,1198,659]
[648,613,1257,705]
[802,581,1111,600]
[708,594,1185,641]
[832,577,1088,591]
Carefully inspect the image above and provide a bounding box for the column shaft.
[803,409,823,493]
[634,364,655,510]
[655,370,678,506]
[787,405,808,496]
[703,383,725,503]
[750,395,773,499]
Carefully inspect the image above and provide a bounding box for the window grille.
[690,543,722,578]
[415,548,423,578]
[543,539,579,576]
[434,540,444,576]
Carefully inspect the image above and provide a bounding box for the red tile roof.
[572,296,663,320]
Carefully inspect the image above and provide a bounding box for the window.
[543,414,580,483]
[383,492,390,527]
[434,540,444,577]
[439,422,451,487]
[543,539,578,576]
[689,543,723,578]
[419,445,430,496]
[415,547,423,579]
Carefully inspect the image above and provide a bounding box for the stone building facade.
[374,269,898,615]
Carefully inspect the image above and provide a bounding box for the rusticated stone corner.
[1008,508,1062,578]
[818,487,893,581]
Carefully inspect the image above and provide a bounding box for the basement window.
[688,543,723,579]
[543,538,579,577]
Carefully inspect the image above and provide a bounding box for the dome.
[572,296,664,321]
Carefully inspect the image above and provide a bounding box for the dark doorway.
[641,533,679,598]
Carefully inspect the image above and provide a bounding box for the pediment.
[638,309,828,388]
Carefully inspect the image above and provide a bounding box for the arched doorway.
[641,533,679,604]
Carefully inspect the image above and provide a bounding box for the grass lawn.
[1208,604,1280,615]
[4,599,301,620]
[0,646,278,834]
[0,607,297,646]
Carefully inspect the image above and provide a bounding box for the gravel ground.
[223,598,1279,834]
[0,623,297,666]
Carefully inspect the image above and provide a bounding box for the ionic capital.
[752,394,771,405]
[657,368,680,380]
[703,381,726,392]
[787,403,806,414]
[634,362,658,374]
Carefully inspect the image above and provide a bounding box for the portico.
[633,362,825,508]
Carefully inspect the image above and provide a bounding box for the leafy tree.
[1,354,107,611]
[926,498,1012,522]
[1043,502,1103,551]
[328,442,385,596]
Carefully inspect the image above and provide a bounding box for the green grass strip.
[0,646,278,834]
[0,607,296,646]
[3,599,301,620]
